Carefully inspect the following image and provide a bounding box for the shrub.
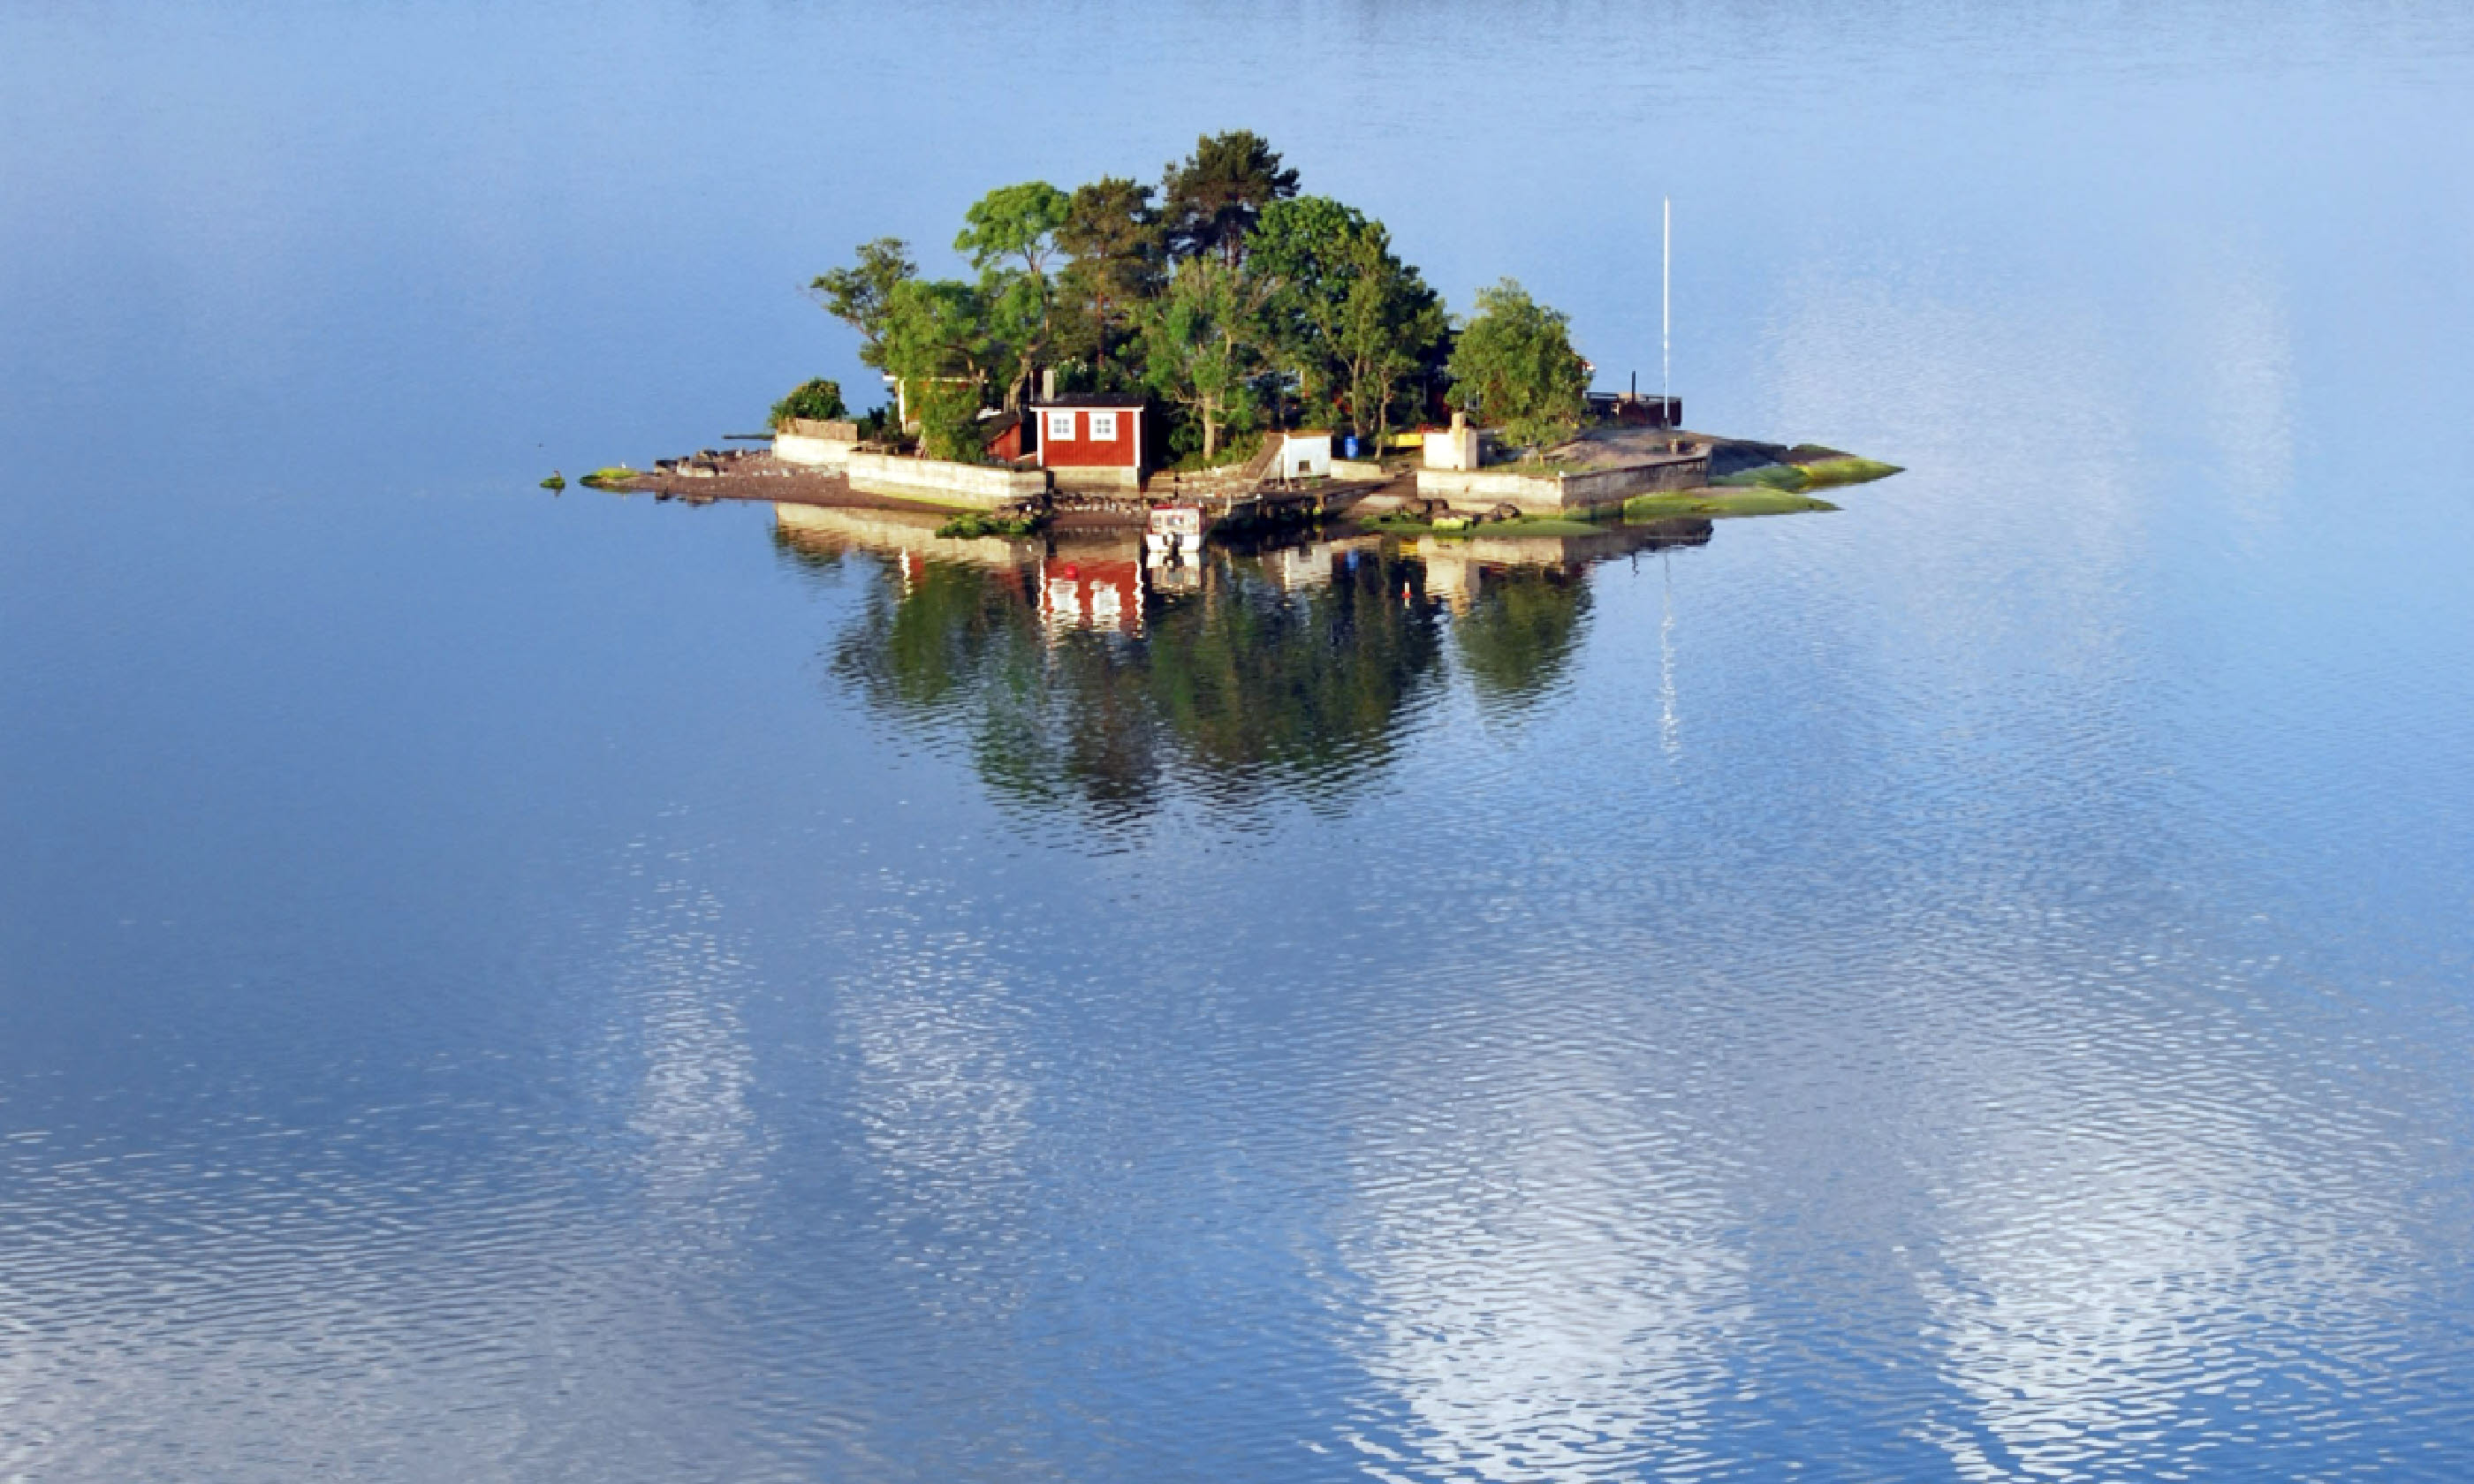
[770,377,849,428]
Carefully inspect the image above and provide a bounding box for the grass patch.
[578,466,641,489]
[1711,463,1813,492]
[1712,456,1902,494]
[1622,488,1842,519]
[1795,456,1903,488]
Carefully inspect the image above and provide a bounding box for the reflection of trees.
[828,549,1446,820]
[1451,566,1592,710]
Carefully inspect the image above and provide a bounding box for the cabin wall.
[1036,407,1142,469]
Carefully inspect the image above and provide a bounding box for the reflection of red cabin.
[1031,395,1148,490]
[1040,557,1143,636]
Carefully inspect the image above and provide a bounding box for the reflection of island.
[777,504,1708,820]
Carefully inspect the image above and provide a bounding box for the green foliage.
[954,182,1073,409]
[1057,177,1164,371]
[1330,222,1446,443]
[1446,279,1590,450]
[1164,428,1262,473]
[879,278,997,385]
[913,377,989,463]
[801,135,1585,471]
[1252,200,1444,439]
[539,473,565,490]
[1161,130,1299,265]
[578,466,639,489]
[810,238,917,370]
[1139,255,1271,459]
[769,377,848,428]
[1251,195,1370,420]
[955,181,1072,274]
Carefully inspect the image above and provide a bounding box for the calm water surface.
[5,3,2473,1480]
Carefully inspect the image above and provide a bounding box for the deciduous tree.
[1249,195,1367,422]
[1332,223,1445,446]
[1139,255,1272,460]
[1446,279,1590,451]
[810,238,917,369]
[956,182,1072,410]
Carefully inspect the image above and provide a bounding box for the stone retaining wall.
[774,431,860,469]
[846,451,1051,508]
[1415,453,1711,515]
[1048,465,1142,492]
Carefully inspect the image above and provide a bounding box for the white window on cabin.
[1089,411,1119,442]
[1046,410,1077,442]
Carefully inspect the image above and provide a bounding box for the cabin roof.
[1029,394,1147,409]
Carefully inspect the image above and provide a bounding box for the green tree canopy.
[1056,177,1163,376]
[1334,226,1445,443]
[910,376,988,463]
[954,180,1071,276]
[1251,200,1445,440]
[956,182,1074,411]
[877,275,1004,429]
[1249,195,1368,421]
[1446,278,1590,450]
[769,377,847,428]
[1161,130,1299,266]
[1139,255,1272,459]
[810,238,917,370]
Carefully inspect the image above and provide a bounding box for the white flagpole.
[1661,197,1672,413]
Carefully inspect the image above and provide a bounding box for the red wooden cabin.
[1030,395,1148,490]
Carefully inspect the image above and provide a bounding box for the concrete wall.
[1330,458,1385,480]
[1415,452,1711,514]
[846,451,1051,508]
[775,431,859,468]
[1049,464,1143,492]
[1560,458,1708,504]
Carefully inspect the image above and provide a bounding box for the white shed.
[1277,430,1332,480]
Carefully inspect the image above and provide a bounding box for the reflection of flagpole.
[1659,551,1680,756]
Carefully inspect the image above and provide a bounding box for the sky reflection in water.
[4,0,2473,1479]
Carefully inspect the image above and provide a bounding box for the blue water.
[6,3,2474,1479]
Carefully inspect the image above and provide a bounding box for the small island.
[596,131,1898,542]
